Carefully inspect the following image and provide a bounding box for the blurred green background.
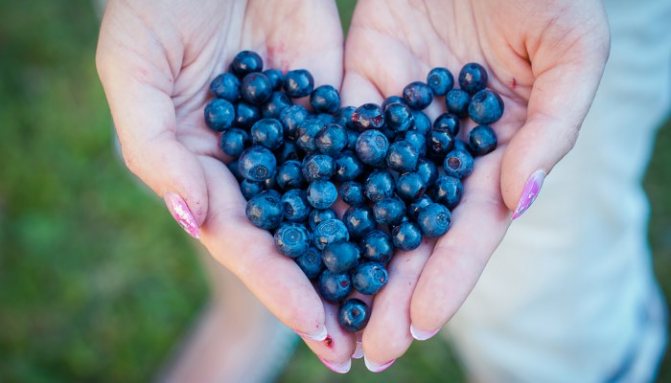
[0,0,669,382]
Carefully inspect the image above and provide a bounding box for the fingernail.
[512,170,546,220]
[352,341,363,359]
[364,356,395,373]
[298,326,328,342]
[164,192,200,238]
[319,357,351,374]
[410,324,440,341]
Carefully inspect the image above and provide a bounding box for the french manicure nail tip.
[352,342,363,359]
[410,324,439,341]
[299,326,328,341]
[364,356,395,373]
[512,170,546,220]
[320,357,351,374]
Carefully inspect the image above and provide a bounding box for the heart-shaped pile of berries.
[204,50,502,333]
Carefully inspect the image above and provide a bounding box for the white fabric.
[445,0,671,382]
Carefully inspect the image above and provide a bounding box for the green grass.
[0,0,668,382]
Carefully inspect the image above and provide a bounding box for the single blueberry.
[355,129,389,166]
[301,153,335,182]
[296,247,323,279]
[433,113,460,136]
[240,72,272,105]
[360,230,393,264]
[306,180,338,209]
[468,89,504,125]
[333,151,364,182]
[310,85,341,114]
[220,128,249,158]
[281,189,311,222]
[251,118,284,150]
[402,81,434,110]
[204,98,235,131]
[276,160,305,190]
[445,89,471,118]
[322,241,360,273]
[275,141,300,163]
[427,67,454,96]
[417,203,451,238]
[296,118,324,154]
[318,270,352,303]
[338,298,370,332]
[396,172,426,202]
[240,179,264,200]
[427,127,455,159]
[230,50,263,77]
[238,146,277,182]
[335,106,356,130]
[263,68,284,90]
[459,63,488,94]
[209,72,240,102]
[404,130,427,157]
[443,149,474,179]
[433,175,463,209]
[385,102,415,132]
[274,223,311,258]
[364,170,395,202]
[339,181,365,206]
[412,110,432,135]
[408,195,433,221]
[283,69,314,98]
[392,221,423,251]
[386,140,419,173]
[416,158,439,187]
[313,218,349,250]
[382,95,407,111]
[316,123,347,156]
[352,262,388,295]
[261,91,292,119]
[279,104,309,140]
[343,206,376,239]
[308,209,337,231]
[235,102,261,129]
[373,197,406,225]
[245,190,283,230]
[351,103,384,131]
[469,125,497,156]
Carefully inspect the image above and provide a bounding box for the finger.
[302,302,357,374]
[198,156,328,341]
[410,150,511,334]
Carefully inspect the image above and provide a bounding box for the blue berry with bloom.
[209,72,240,102]
[417,203,451,237]
[360,230,394,264]
[220,128,249,158]
[322,241,360,273]
[296,247,324,279]
[392,221,423,251]
[313,218,349,250]
[306,180,338,209]
[459,62,488,94]
[427,67,454,96]
[469,89,504,125]
[469,125,498,156]
[352,262,388,295]
[283,69,314,98]
[310,85,341,114]
[230,50,263,77]
[238,146,277,182]
[445,89,471,118]
[251,118,284,150]
[274,223,310,258]
[402,81,434,110]
[338,298,370,332]
[443,149,474,179]
[245,190,283,230]
[343,206,376,239]
[318,270,352,303]
[204,98,235,132]
[281,189,311,222]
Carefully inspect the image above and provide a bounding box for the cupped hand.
[341,0,610,370]
[96,0,357,371]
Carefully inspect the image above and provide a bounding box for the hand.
[341,0,610,370]
[96,0,357,370]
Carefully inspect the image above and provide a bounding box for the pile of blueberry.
[204,51,502,333]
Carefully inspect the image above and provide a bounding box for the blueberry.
[427,127,454,159]
[296,247,323,279]
[392,221,423,251]
[445,89,471,118]
[469,125,497,156]
[355,129,389,166]
[204,98,235,131]
[385,102,415,132]
[235,102,261,129]
[263,68,284,90]
[301,154,335,182]
[352,262,388,295]
[339,181,365,206]
[283,69,314,98]
[240,72,272,105]
[279,105,309,140]
[230,50,263,77]
[360,230,393,264]
[416,158,438,187]
[433,175,463,209]
[275,141,300,163]
[427,67,454,96]
[322,241,360,273]
[335,106,356,130]
[316,123,347,156]
[245,190,283,230]
[433,113,460,136]
[333,151,364,182]
[209,72,240,102]
[417,203,451,238]
[459,63,488,94]
[364,170,395,202]
[338,298,370,332]
[402,81,434,110]
[238,146,277,182]
[382,95,407,111]
[396,172,426,201]
[274,223,311,258]
[220,128,249,158]
[373,197,406,225]
[308,208,337,231]
[296,118,323,154]
[251,118,284,150]
[386,140,419,173]
[276,160,305,190]
[346,129,359,151]
[468,89,504,125]
[310,85,341,114]
[306,180,338,209]
[352,103,384,131]
[313,218,349,250]
[261,91,292,118]
[343,206,376,239]
[408,195,433,221]
[281,189,311,222]
[404,130,427,157]
[443,149,474,179]
[240,179,264,200]
[318,270,352,303]
[412,110,432,135]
